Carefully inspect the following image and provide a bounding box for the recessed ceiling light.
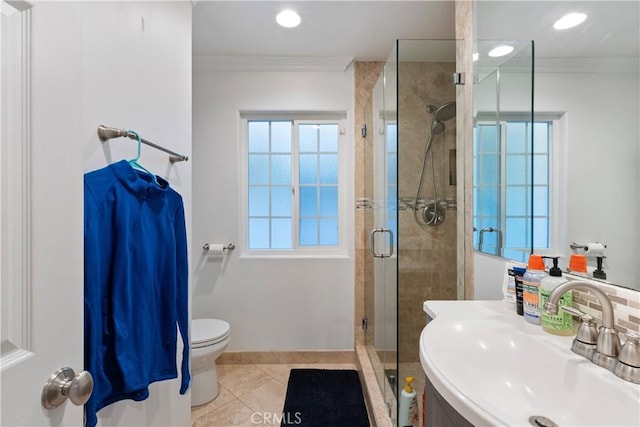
[276,10,301,28]
[553,12,587,30]
[488,45,514,58]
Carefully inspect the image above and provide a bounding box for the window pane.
[300,187,318,216]
[387,153,397,184]
[248,121,269,152]
[299,124,317,152]
[533,123,549,154]
[249,218,269,249]
[300,219,318,246]
[271,218,292,249]
[478,187,498,217]
[506,122,526,153]
[505,154,526,185]
[271,186,292,216]
[473,157,478,185]
[481,230,498,251]
[533,186,548,216]
[271,121,292,153]
[505,186,526,216]
[479,154,499,185]
[249,187,269,216]
[533,217,549,248]
[249,154,269,184]
[319,186,338,216]
[319,124,338,152]
[505,218,528,248]
[319,154,338,184]
[387,124,397,152]
[387,186,397,214]
[478,125,498,152]
[271,154,291,184]
[473,189,478,216]
[319,219,338,245]
[299,154,318,184]
[533,154,548,185]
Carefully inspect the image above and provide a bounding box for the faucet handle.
[614,331,640,384]
[560,305,592,322]
[558,305,598,359]
[618,331,640,367]
[559,305,598,345]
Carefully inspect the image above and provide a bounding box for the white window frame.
[238,112,350,258]
[536,112,566,258]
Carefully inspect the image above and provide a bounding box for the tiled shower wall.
[354,60,460,363]
[397,61,458,362]
[354,61,384,347]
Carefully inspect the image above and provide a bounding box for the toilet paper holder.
[570,242,607,252]
[203,243,235,252]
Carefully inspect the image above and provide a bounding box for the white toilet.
[190,318,231,406]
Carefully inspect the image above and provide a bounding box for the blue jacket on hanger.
[84,160,190,427]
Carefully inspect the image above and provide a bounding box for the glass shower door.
[364,49,399,421]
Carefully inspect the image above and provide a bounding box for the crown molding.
[535,57,639,74]
[193,55,354,72]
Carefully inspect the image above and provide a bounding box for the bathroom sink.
[420,300,640,426]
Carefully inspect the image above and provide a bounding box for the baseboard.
[218,350,355,365]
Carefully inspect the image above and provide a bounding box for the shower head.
[428,101,456,135]
[434,101,456,122]
[431,120,445,135]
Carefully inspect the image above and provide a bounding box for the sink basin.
[420,300,640,426]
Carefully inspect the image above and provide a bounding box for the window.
[245,117,344,251]
[473,120,552,262]
[386,122,398,243]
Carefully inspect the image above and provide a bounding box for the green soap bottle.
[540,256,575,336]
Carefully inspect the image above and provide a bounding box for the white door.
[1,1,86,425]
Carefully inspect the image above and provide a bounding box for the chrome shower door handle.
[370,228,394,258]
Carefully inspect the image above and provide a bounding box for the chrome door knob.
[41,367,94,409]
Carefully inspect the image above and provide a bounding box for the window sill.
[238,251,351,260]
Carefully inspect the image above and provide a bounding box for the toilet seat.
[192,319,230,349]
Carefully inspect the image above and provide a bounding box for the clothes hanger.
[127,130,159,186]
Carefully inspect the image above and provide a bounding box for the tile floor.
[191,363,357,427]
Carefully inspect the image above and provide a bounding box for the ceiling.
[193,1,455,62]
[192,1,639,67]
[476,1,639,60]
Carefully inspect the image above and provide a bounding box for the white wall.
[473,252,507,300]
[192,68,355,351]
[33,2,192,425]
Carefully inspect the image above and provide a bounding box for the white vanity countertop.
[420,300,640,427]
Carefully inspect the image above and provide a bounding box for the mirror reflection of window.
[473,119,552,262]
[386,122,398,244]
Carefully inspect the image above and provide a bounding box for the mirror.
[474,1,639,291]
[473,40,535,262]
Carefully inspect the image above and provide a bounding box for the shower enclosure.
[362,39,460,423]
[361,38,534,425]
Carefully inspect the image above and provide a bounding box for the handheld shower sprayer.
[413,101,456,227]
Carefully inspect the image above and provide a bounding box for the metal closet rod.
[97,125,189,163]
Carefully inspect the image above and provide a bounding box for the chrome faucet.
[543,280,620,371]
